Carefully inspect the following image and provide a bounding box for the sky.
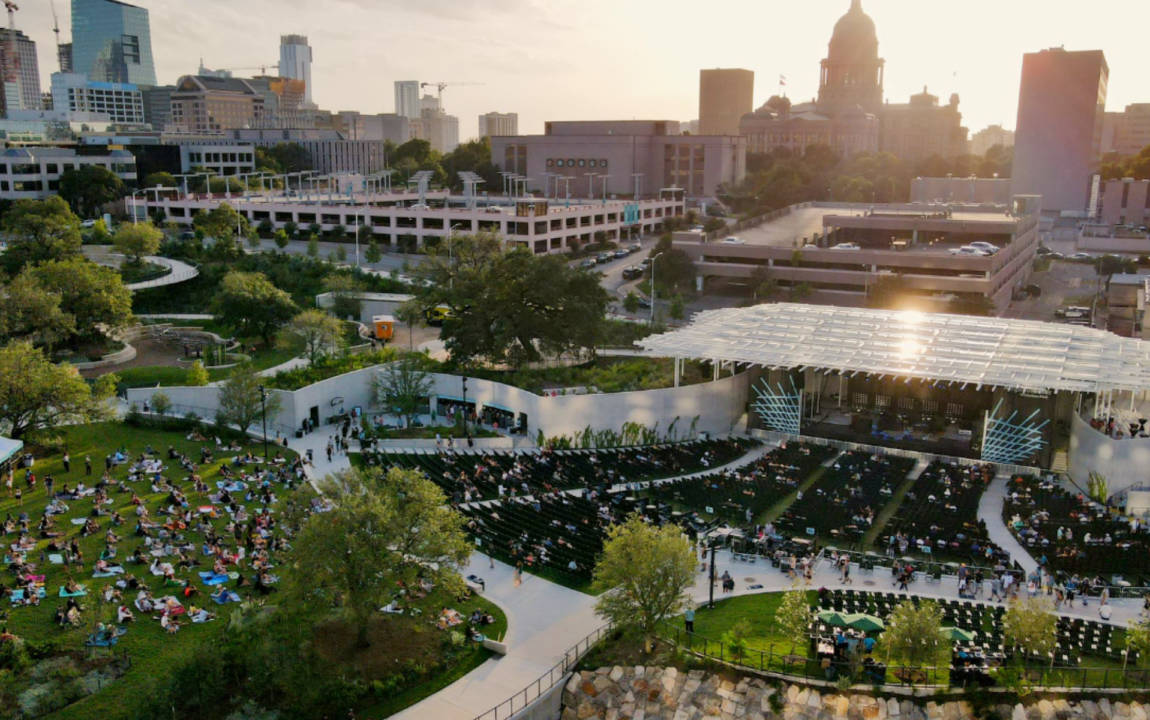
[16,0,1149,142]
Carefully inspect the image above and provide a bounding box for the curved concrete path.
[977,473,1039,574]
[126,256,199,291]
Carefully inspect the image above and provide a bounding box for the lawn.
[1,421,305,719]
[112,336,299,390]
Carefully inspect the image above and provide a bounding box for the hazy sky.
[17,0,1149,142]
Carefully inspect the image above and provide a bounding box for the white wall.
[126,365,751,442]
[1068,412,1150,494]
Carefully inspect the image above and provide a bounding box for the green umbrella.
[942,626,975,642]
[843,613,885,632]
[817,610,848,626]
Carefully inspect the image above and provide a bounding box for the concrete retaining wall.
[1068,412,1150,494]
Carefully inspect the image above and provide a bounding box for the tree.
[1126,616,1150,670]
[306,235,320,258]
[280,309,346,364]
[394,301,423,351]
[193,202,246,242]
[333,245,347,263]
[327,224,347,241]
[58,165,126,218]
[408,232,610,368]
[669,294,685,321]
[323,274,364,320]
[112,223,163,264]
[254,147,283,175]
[215,363,282,434]
[267,142,312,173]
[1003,596,1058,664]
[246,228,262,250]
[32,258,133,338]
[623,291,640,314]
[364,240,383,264]
[150,391,172,419]
[143,171,177,190]
[393,138,434,166]
[1,196,83,272]
[283,220,298,239]
[0,273,75,348]
[256,218,274,237]
[881,599,951,670]
[211,271,298,345]
[273,229,290,250]
[185,360,210,387]
[775,582,813,656]
[791,282,813,302]
[89,218,112,245]
[372,358,433,428]
[307,222,322,238]
[286,466,470,646]
[0,341,117,439]
[592,515,696,651]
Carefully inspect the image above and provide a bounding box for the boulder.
[1039,701,1057,720]
[837,696,851,717]
[722,699,738,715]
[887,699,901,717]
[1115,706,1132,719]
[582,681,599,698]
[562,707,579,720]
[621,703,636,718]
[610,666,625,683]
[593,676,613,695]
[567,674,584,695]
[788,685,801,703]
[1130,705,1147,720]
[665,667,679,680]
[795,689,810,707]
[577,701,598,720]
[597,667,611,675]
[605,710,618,720]
[1100,701,1113,720]
[808,691,822,709]
[634,709,645,720]
[635,666,646,678]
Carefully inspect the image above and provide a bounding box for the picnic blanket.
[59,586,87,598]
[70,518,88,526]
[86,626,127,647]
[198,572,230,586]
[48,554,64,565]
[93,567,125,578]
[9,588,46,603]
[211,589,241,604]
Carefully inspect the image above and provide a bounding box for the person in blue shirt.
[684,608,695,633]
[863,634,876,653]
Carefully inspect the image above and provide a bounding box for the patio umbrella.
[942,626,975,642]
[843,613,885,632]
[817,610,848,626]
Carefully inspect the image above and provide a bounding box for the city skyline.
[13,0,1149,143]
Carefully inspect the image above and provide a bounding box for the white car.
[409,203,431,211]
[81,219,98,228]
[721,236,745,245]
[831,242,860,250]
[484,206,504,214]
[968,242,1000,254]
[801,244,819,250]
[949,246,988,257]
[1069,252,1093,261]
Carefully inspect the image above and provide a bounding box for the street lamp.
[649,252,663,325]
[258,385,269,460]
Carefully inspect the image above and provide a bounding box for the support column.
[713,361,720,381]
[674,357,681,388]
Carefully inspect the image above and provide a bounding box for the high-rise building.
[169,76,265,133]
[1012,47,1108,214]
[50,72,144,124]
[970,124,1015,157]
[278,34,313,108]
[479,112,518,138]
[0,30,43,112]
[394,80,420,119]
[141,84,174,130]
[1102,105,1150,157]
[58,42,72,73]
[71,0,157,86]
[698,69,753,136]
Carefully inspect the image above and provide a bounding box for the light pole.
[129,188,149,225]
[354,205,364,267]
[449,223,464,290]
[584,173,597,201]
[258,385,269,460]
[649,252,663,325]
[599,174,611,204]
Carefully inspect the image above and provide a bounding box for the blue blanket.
[199,572,230,586]
[212,590,241,604]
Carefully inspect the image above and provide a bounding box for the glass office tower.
[71,0,157,86]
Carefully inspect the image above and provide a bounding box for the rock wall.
[560,666,1148,720]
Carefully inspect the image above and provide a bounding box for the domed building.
[739,0,968,163]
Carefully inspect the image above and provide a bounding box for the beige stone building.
[170,75,264,133]
[699,69,754,137]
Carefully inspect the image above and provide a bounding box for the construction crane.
[420,81,485,105]
[49,0,64,72]
[199,60,279,77]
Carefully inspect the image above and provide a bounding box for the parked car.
[622,266,644,280]
[613,249,630,259]
[637,297,652,309]
[484,205,504,214]
[801,243,820,250]
[580,258,597,268]
[627,243,642,254]
[178,231,195,241]
[409,203,431,211]
[949,246,988,257]
[638,258,653,269]
[688,225,705,232]
[1045,252,1064,260]
[968,241,1000,254]
[1069,252,1093,261]
[831,242,860,251]
[81,219,98,228]
[596,252,613,263]
[721,236,745,245]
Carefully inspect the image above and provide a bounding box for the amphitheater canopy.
[638,303,1150,394]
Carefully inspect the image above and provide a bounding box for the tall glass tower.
[71,0,157,86]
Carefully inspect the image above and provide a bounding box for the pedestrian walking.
[513,562,523,588]
[685,606,695,634]
[62,453,70,474]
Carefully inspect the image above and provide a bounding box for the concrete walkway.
[125,256,199,291]
[978,473,1039,574]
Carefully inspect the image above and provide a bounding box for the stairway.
[1050,449,1069,475]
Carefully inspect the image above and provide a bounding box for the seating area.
[364,437,760,502]
[646,441,837,523]
[775,451,915,542]
[1003,474,1150,579]
[882,460,1010,565]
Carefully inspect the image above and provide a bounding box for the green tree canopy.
[279,309,346,364]
[112,223,163,264]
[881,599,951,669]
[58,165,126,219]
[592,515,697,649]
[31,258,133,338]
[286,466,471,646]
[0,341,117,439]
[393,138,435,166]
[214,363,282,434]
[267,142,312,173]
[193,202,247,242]
[1,196,83,273]
[1003,596,1058,662]
[322,274,364,319]
[143,171,178,189]
[0,273,76,348]
[776,582,814,655]
[372,357,434,428]
[408,232,610,367]
[211,271,298,345]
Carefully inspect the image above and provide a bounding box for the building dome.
[828,0,878,62]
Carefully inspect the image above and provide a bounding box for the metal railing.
[470,623,613,720]
[658,621,1150,693]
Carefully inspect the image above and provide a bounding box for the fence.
[470,624,613,720]
[658,621,1150,694]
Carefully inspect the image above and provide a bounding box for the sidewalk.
[978,473,1039,574]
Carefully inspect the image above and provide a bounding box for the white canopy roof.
[638,303,1150,394]
[0,437,23,466]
